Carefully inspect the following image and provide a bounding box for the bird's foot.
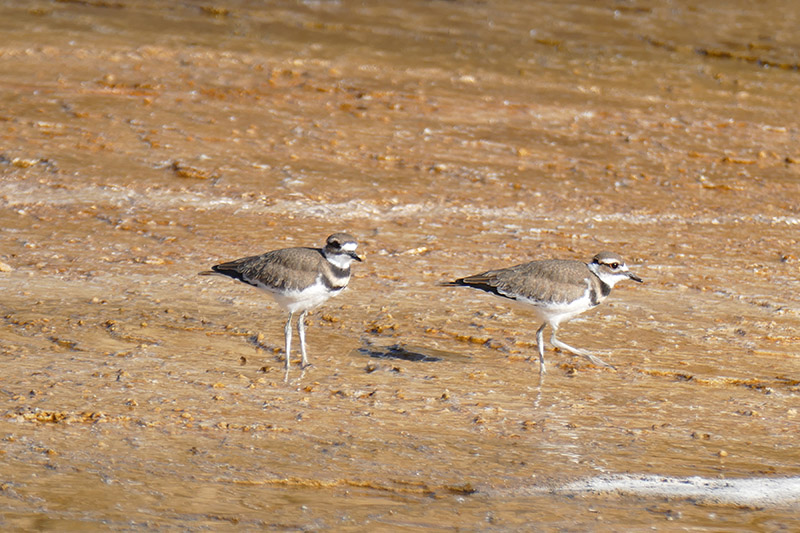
[584,353,616,370]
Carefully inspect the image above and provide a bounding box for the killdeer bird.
[442,252,642,373]
[200,233,362,381]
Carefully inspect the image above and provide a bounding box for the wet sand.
[1,0,799,529]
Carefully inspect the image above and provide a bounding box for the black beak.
[348,251,363,262]
[628,272,643,283]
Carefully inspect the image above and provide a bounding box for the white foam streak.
[561,474,800,506]
[2,181,799,226]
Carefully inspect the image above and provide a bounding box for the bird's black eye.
[610,262,619,269]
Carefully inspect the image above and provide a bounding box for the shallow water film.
[1,0,799,530]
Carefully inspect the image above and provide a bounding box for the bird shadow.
[353,340,470,363]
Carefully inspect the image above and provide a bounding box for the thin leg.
[535,322,547,374]
[284,312,293,381]
[297,310,309,368]
[550,324,616,370]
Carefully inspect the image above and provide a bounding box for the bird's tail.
[198,266,230,277]
[438,279,467,287]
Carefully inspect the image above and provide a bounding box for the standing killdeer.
[442,252,642,373]
[200,233,362,381]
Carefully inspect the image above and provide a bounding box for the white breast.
[254,277,340,313]
[513,283,595,327]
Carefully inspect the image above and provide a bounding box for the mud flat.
[1,0,799,529]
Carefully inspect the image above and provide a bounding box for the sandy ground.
[1,0,799,530]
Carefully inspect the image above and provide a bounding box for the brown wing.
[211,247,325,292]
[453,260,591,304]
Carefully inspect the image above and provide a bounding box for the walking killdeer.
[200,233,362,381]
[442,252,642,373]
